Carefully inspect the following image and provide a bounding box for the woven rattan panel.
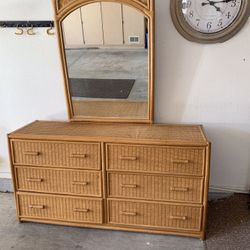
[57,0,149,11]
[108,199,202,231]
[9,121,208,146]
[107,173,203,203]
[12,140,101,170]
[18,193,103,224]
[107,144,205,176]
[16,167,102,197]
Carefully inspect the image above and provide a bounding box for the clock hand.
[201,1,222,12]
[202,0,233,7]
[212,0,233,3]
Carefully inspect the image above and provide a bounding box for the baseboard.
[209,185,249,194]
[0,178,13,192]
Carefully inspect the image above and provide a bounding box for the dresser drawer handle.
[72,181,89,186]
[170,187,189,192]
[171,159,189,164]
[29,205,45,209]
[170,215,187,221]
[73,208,90,213]
[24,151,40,156]
[121,211,137,216]
[120,156,137,161]
[121,184,137,189]
[26,178,43,183]
[70,154,87,159]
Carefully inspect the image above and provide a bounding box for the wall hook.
[46,23,55,35]
[27,25,36,35]
[15,26,24,35]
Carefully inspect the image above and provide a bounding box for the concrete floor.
[0,193,205,250]
[65,49,148,101]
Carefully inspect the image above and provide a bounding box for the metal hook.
[27,25,36,35]
[46,23,55,35]
[15,26,24,35]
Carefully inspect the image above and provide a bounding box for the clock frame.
[170,0,250,44]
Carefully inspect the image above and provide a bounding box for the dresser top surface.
[9,121,209,146]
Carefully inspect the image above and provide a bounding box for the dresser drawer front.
[108,200,202,231]
[16,167,102,197]
[12,140,101,170]
[18,193,103,224]
[107,144,205,176]
[108,173,203,203]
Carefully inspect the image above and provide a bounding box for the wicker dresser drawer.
[107,173,203,204]
[18,193,103,224]
[108,199,202,231]
[107,144,205,176]
[12,140,101,170]
[16,167,102,197]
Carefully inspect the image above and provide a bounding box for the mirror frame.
[53,0,155,123]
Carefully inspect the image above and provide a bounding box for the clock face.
[181,0,243,33]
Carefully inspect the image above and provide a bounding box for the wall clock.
[171,0,250,43]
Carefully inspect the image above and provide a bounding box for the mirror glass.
[62,2,149,120]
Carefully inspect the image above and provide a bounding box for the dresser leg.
[200,233,206,241]
[17,217,23,223]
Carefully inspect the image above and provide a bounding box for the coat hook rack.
[0,21,54,28]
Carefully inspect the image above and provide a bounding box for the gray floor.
[65,49,148,101]
[0,193,205,250]
[0,178,13,193]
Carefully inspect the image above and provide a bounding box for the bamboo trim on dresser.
[8,121,210,240]
[201,143,211,240]
[8,138,21,221]
[101,142,108,228]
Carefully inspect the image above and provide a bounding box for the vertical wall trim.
[80,7,86,44]
[100,2,105,45]
[121,4,125,44]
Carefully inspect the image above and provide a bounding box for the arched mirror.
[54,0,154,123]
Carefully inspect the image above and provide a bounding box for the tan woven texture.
[57,0,149,11]
[108,173,203,204]
[107,144,205,176]
[16,167,102,197]
[9,121,208,146]
[9,121,210,239]
[72,100,148,119]
[12,140,101,170]
[108,199,202,231]
[18,193,103,224]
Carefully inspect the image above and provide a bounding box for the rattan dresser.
[8,121,210,240]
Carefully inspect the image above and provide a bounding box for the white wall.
[0,0,250,192]
[0,0,67,178]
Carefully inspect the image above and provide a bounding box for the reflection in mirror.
[62,2,149,120]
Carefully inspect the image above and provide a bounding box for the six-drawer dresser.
[8,121,210,240]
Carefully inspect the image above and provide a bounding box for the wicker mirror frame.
[53,0,155,123]
[170,0,250,44]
